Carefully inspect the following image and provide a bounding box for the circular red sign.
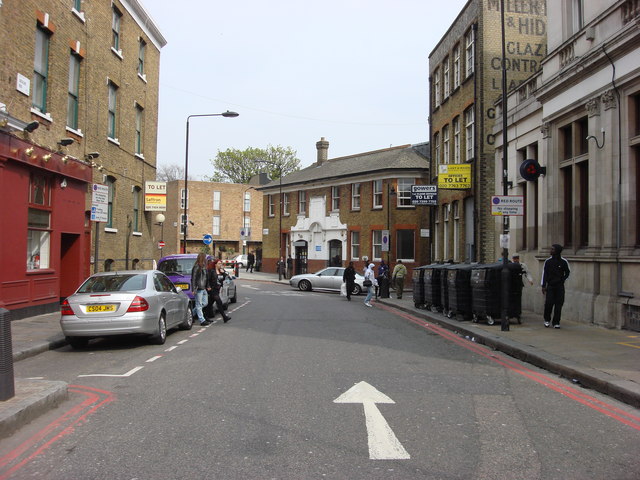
[158,241,166,248]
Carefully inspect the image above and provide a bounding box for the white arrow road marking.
[78,366,143,378]
[334,381,410,460]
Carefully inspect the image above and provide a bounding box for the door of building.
[329,239,342,266]
[294,241,308,275]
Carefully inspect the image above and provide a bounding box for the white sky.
[144,0,468,180]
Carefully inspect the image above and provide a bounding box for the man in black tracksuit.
[541,244,571,328]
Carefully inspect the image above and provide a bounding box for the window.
[397,178,414,207]
[138,38,146,76]
[453,117,460,164]
[212,216,220,235]
[331,186,340,211]
[566,0,583,37]
[180,214,187,235]
[434,207,440,260]
[132,186,141,232]
[443,56,450,98]
[33,26,50,113]
[434,132,440,165]
[443,203,450,260]
[244,191,251,213]
[298,190,306,214]
[578,162,588,247]
[106,176,116,228]
[453,202,460,262]
[212,191,220,210]
[636,148,640,246]
[443,125,450,164]
[283,192,290,215]
[373,180,383,208]
[104,259,114,272]
[350,231,360,259]
[372,230,382,260]
[465,28,475,77]
[453,44,460,90]
[27,174,51,270]
[243,216,251,231]
[465,107,475,161]
[268,194,274,217]
[112,7,122,51]
[135,104,144,155]
[67,53,81,129]
[562,167,573,246]
[434,68,440,108]
[108,81,118,139]
[73,0,81,11]
[351,183,361,210]
[181,188,188,210]
[396,230,414,261]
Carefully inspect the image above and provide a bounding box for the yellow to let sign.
[438,164,472,189]
[145,193,167,211]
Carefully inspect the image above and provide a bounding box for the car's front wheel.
[351,284,362,296]
[150,313,167,344]
[66,336,89,349]
[298,280,312,291]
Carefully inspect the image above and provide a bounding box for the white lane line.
[177,340,188,345]
[146,355,162,363]
[165,346,178,352]
[78,366,144,378]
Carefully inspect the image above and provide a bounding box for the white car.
[289,267,365,295]
[230,254,249,268]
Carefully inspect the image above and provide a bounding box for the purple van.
[157,254,212,302]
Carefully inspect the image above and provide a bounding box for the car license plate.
[87,304,116,313]
[175,283,189,290]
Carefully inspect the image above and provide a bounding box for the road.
[2,281,639,479]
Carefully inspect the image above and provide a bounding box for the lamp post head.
[155,213,165,224]
[221,110,239,118]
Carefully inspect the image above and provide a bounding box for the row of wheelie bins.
[412,262,524,325]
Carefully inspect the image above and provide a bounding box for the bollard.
[0,308,15,401]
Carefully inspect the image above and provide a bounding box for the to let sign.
[411,185,437,205]
[491,195,524,216]
[145,181,167,211]
[438,164,472,189]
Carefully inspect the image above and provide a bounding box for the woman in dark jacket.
[191,253,209,326]
[207,261,231,323]
[343,262,356,301]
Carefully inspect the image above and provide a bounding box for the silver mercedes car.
[60,270,192,348]
[289,267,365,295]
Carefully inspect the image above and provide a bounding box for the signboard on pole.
[491,195,524,216]
[90,184,108,222]
[381,230,389,252]
[145,181,167,211]
[411,185,438,205]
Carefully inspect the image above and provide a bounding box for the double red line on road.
[0,385,115,480]
[377,303,640,432]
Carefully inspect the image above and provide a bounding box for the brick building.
[428,0,547,263]
[161,180,263,261]
[493,0,640,330]
[258,138,431,279]
[0,0,164,317]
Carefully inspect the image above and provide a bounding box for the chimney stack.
[316,137,329,165]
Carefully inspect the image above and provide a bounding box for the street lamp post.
[258,160,283,280]
[155,213,165,257]
[183,111,239,253]
[242,186,255,255]
[499,0,510,332]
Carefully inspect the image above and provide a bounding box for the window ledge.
[105,227,118,233]
[134,153,145,160]
[66,126,83,137]
[72,8,86,23]
[30,108,53,123]
[132,231,142,237]
[111,47,123,60]
[107,137,120,146]
[26,268,54,275]
[137,72,147,83]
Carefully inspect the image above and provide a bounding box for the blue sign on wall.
[203,234,213,245]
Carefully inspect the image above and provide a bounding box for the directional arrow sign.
[334,381,410,460]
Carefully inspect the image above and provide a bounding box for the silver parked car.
[289,267,365,295]
[60,270,192,348]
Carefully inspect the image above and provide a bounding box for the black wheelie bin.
[412,265,427,308]
[423,264,442,312]
[471,263,502,325]
[446,264,475,320]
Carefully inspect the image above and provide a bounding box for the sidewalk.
[2,269,639,438]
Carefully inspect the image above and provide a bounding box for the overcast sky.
[144,0,468,180]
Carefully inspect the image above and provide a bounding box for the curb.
[13,337,67,362]
[379,299,640,409]
[0,379,68,440]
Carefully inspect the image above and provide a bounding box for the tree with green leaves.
[206,145,301,183]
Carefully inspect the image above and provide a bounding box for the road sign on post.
[90,184,109,222]
[491,196,524,216]
[202,234,213,245]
